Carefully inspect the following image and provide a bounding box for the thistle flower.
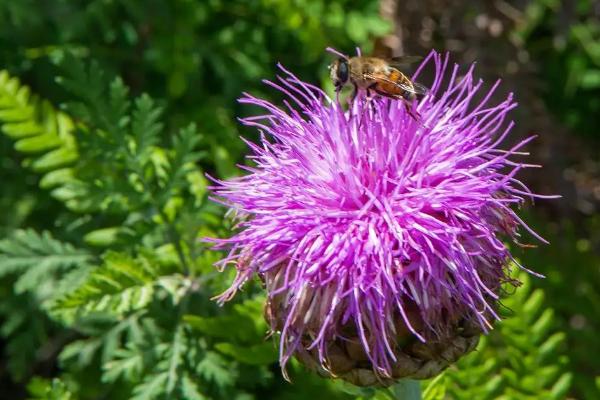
[208,51,550,386]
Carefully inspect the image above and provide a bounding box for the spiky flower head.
[209,51,549,386]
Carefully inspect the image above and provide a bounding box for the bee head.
[329,58,349,90]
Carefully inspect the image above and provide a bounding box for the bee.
[329,55,428,103]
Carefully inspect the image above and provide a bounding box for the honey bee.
[329,56,428,103]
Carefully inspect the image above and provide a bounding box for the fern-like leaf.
[0,230,91,380]
[131,94,162,166]
[0,290,54,381]
[0,71,77,189]
[181,373,208,400]
[130,371,169,400]
[424,271,573,400]
[98,316,197,400]
[57,55,129,139]
[184,297,278,366]
[196,350,236,388]
[52,250,181,320]
[0,229,91,294]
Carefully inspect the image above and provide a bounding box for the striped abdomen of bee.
[369,67,417,101]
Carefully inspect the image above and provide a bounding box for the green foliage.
[0,0,388,181]
[53,250,180,321]
[184,297,278,366]
[0,70,77,193]
[48,56,205,220]
[0,289,55,382]
[27,377,77,400]
[0,56,341,399]
[0,229,91,295]
[0,1,588,399]
[35,58,266,398]
[423,272,572,400]
[0,229,91,380]
[518,213,600,399]
[517,0,600,137]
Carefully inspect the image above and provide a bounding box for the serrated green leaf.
[31,146,78,171]
[182,373,208,400]
[1,120,41,138]
[83,227,121,247]
[39,168,74,189]
[522,289,544,317]
[0,71,78,195]
[102,346,144,383]
[197,351,235,388]
[214,341,277,365]
[184,314,255,340]
[52,251,173,319]
[530,308,554,342]
[550,373,573,400]
[438,271,572,399]
[15,131,62,153]
[166,324,185,394]
[186,170,208,206]
[537,332,566,361]
[130,371,168,400]
[130,94,162,163]
[0,229,91,293]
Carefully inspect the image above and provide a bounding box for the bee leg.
[404,101,419,120]
[366,90,375,102]
[365,83,379,112]
[403,100,430,128]
[365,89,373,104]
[366,83,378,100]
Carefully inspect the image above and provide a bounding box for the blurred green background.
[0,0,598,399]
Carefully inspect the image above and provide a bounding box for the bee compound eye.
[337,59,349,83]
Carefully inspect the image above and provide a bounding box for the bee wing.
[361,71,430,95]
[388,55,423,66]
[410,81,430,95]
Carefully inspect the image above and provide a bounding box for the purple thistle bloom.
[208,51,552,383]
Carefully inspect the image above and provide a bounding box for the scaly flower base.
[265,265,481,386]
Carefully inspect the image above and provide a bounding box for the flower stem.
[388,379,421,400]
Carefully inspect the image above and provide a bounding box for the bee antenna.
[325,47,348,60]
